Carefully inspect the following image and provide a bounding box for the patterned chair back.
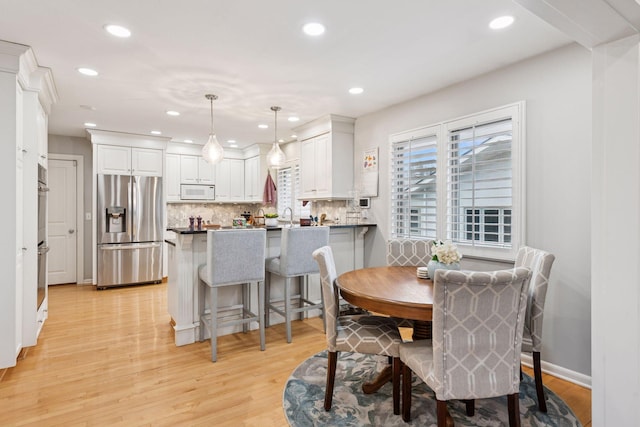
[431,267,532,400]
[515,246,556,352]
[312,246,340,351]
[387,239,433,266]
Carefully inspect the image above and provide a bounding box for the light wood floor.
[0,283,591,426]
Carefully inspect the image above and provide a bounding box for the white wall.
[354,43,592,377]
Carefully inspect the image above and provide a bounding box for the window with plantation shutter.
[390,103,524,260]
[446,117,513,248]
[390,125,439,239]
[277,162,311,219]
[277,166,293,217]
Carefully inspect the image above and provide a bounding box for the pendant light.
[201,94,224,164]
[267,106,286,169]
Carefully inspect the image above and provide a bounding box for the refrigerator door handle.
[130,175,136,242]
[100,242,162,251]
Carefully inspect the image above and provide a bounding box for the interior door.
[48,159,77,285]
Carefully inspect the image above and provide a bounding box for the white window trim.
[390,101,526,261]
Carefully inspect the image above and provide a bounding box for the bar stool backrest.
[204,228,266,286]
[277,226,330,277]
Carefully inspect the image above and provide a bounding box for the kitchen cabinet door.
[300,134,330,198]
[36,103,47,168]
[228,159,245,201]
[197,157,216,185]
[214,159,230,201]
[131,147,163,176]
[180,155,199,183]
[244,156,260,202]
[166,154,180,201]
[97,145,132,175]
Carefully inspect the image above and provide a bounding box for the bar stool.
[198,228,266,362]
[265,226,330,343]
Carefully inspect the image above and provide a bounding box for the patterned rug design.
[283,351,581,427]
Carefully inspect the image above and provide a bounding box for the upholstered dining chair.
[265,226,330,343]
[515,246,556,412]
[386,238,433,329]
[312,246,404,415]
[399,267,532,426]
[386,238,433,266]
[198,228,266,362]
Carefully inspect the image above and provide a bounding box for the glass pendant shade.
[202,133,224,164]
[267,142,286,168]
[267,105,286,169]
[202,93,223,165]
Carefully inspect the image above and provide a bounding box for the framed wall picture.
[361,147,378,197]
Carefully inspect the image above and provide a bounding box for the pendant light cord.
[210,97,214,134]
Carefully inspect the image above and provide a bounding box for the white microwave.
[180,184,215,200]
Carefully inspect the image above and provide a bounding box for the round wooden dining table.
[336,265,434,323]
[336,265,434,394]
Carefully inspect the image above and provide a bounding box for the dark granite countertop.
[167,223,376,235]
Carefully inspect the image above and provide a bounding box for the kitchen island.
[165,224,375,346]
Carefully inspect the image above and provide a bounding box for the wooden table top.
[336,266,434,322]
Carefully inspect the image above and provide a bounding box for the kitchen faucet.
[284,207,293,227]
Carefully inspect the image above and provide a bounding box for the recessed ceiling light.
[150,130,162,135]
[80,104,97,111]
[104,24,131,38]
[166,110,180,116]
[258,124,269,129]
[84,122,97,127]
[229,144,238,148]
[288,116,300,122]
[349,87,364,95]
[291,134,297,139]
[77,67,98,76]
[303,22,325,36]
[227,139,236,144]
[184,139,193,143]
[489,16,514,30]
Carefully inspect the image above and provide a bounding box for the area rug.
[283,351,581,426]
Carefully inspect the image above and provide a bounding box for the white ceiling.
[0,0,572,149]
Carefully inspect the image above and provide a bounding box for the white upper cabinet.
[36,103,47,168]
[97,145,131,175]
[216,158,244,202]
[244,155,261,202]
[296,115,355,200]
[180,155,215,184]
[165,154,181,202]
[97,146,163,176]
[132,148,163,176]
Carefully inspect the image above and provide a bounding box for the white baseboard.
[521,353,591,389]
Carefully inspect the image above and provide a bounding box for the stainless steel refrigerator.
[97,174,163,289]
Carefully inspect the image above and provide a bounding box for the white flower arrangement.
[431,240,462,265]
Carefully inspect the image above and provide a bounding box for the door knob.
[68,229,75,234]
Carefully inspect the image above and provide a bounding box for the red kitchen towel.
[263,170,277,206]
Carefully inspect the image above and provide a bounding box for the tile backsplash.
[166,200,370,228]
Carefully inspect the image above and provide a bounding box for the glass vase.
[427,260,460,280]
